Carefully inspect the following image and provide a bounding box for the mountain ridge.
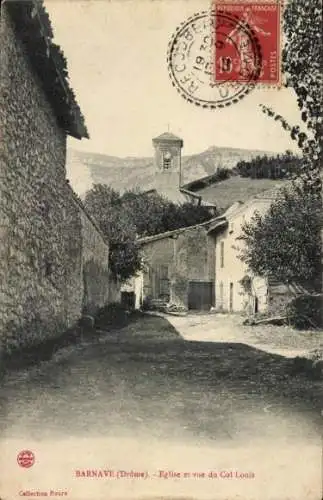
[66,145,286,195]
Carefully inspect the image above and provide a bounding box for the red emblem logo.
[17,450,35,468]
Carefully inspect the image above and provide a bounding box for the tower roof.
[153,132,183,144]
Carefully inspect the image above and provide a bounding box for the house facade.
[0,0,113,353]
[135,222,216,310]
[208,188,291,314]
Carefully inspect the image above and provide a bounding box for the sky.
[45,0,303,158]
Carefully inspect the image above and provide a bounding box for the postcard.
[0,0,322,499]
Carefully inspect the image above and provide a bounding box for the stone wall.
[0,9,111,354]
[72,192,110,316]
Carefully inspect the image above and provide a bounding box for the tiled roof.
[206,182,294,233]
[206,218,228,235]
[137,217,218,244]
[4,0,88,139]
[223,181,294,216]
[152,132,183,143]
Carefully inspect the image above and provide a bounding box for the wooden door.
[188,281,214,310]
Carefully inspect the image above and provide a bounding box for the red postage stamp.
[214,0,282,85]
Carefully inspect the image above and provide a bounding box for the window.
[163,158,171,169]
[163,152,172,170]
[220,241,224,268]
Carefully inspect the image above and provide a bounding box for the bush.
[184,168,232,192]
[215,167,231,182]
[286,295,322,329]
[290,353,323,380]
[188,180,207,191]
[235,153,302,179]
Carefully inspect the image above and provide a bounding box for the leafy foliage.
[84,184,214,281]
[240,0,322,307]
[260,0,322,187]
[84,185,141,281]
[186,151,302,191]
[284,1,322,146]
[286,296,322,329]
[121,190,213,236]
[235,151,302,179]
[185,167,231,191]
[239,275,252,294]
[238,183,321,287]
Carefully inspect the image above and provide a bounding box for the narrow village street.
[0,313,321,500]
[1,1,321,499]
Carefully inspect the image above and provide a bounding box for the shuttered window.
[220,241,224,268]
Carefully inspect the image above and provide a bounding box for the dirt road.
[0,313,321,500]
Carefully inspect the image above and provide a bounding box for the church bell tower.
[152,132,184,188]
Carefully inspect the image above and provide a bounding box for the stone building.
[207,186,295,315]
[0,0,113,353]
[135,221,217,310]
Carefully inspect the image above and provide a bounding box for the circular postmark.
[167,10,262,109]
[17,449,35,468]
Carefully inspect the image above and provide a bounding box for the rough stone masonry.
[0,3,112,355]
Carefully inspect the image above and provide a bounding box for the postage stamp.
[214,0,282,85]
[167,1,281,108]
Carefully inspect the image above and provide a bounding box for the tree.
[84,185,215,281]
[240,0,322,294]
[120,190,171,237]
[121,190,214,236]
[284,1,322,158]
[84,184,142,282]
[260,0,322,187]
[238,183,321,287]
[235,153,302,179]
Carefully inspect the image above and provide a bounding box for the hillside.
[66,146,279,195]
[195,176,287,210]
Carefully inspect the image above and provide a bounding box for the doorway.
[188,281,215,310]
